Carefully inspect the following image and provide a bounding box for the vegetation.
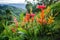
[0,1,60,40]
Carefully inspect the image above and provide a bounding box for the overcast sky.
[0,0,38,4]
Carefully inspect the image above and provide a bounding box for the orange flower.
[38,19,43,25]
[24,13,35,22]
[36,3,46,25]
[40,9,45,19]
[47,16,54,24]
[31,17,34,21]
[36,17,39,22]
[38,9,45,25]
[24,13,30,22]
[11,28,16,33]
[15,22,18,28]
[29,19,32,23]
[43,19,47,24]
[23,17,29,22]
[36,17,42,24]
[36,17,47,25]
[37,18,47,25]
[27,13,30,16]
[26,13,30,17]
[14,17,18,28]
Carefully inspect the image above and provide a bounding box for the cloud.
[0,0,36,4]
[0,0,25,3]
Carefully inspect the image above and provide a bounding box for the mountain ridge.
[0,3,26,9]
[0,4,26,16]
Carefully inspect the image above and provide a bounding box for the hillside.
[0,4,25,16]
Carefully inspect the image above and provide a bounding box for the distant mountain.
[0,4,26,16]
[0,3,26,9]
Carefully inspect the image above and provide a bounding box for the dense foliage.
[0,1,60,40]
[0,5,25,35]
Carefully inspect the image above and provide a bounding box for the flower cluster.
[12,4,55,33]
[11,28,16,33]
[14,17,18,28]
[36,4,47,25]
[24,13,35,22]
[11,17,18,33]
[23,7,36,22]
[47,16,54,24]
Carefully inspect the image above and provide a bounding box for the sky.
[0,0,38,4]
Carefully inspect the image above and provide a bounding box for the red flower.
[36,4,47,25]
[24,12,35,22]
[30,13,35,21]
[36,5,46,9]
[30,13,35,17]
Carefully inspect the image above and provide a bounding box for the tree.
[26,1,33,13]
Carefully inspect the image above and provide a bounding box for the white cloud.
[0,0,25,3]
[0,0,36,4]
